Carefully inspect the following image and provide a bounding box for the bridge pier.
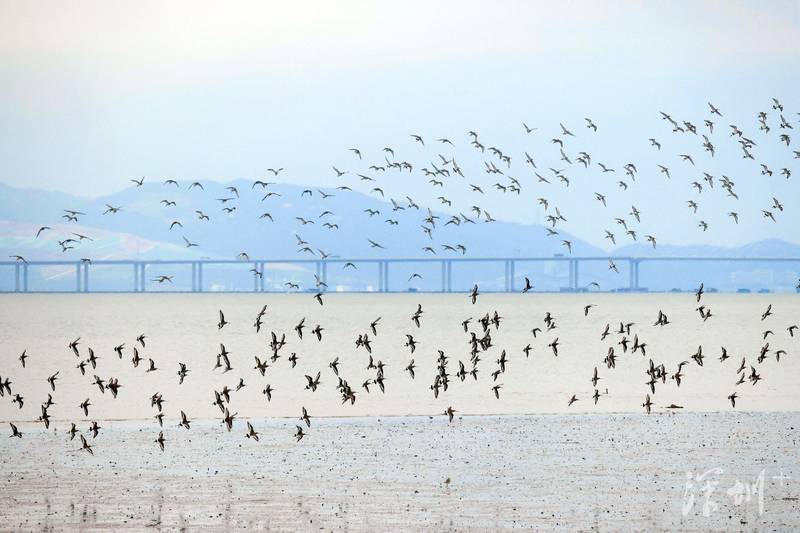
[567,260,575,290]
[628,260,635,290]
[322,262,328,292]
[446,261,452,292]
[10,255,791,294]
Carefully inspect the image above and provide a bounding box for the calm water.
[1,293,798,424]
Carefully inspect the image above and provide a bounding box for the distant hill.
[0,180,599,291]
[1,181,798,292]
[0,180,601,259]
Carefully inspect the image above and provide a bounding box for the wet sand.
[1,413,798,531]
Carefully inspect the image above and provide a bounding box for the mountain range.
[1,181,799,292]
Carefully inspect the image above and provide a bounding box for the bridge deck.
[1,257,798,293]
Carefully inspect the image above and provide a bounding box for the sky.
[0,0,799,249]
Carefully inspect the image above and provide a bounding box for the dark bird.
[47,371,59,391]
[304,372,321,392]
[405,334,417,353]
[245,422,259,441]
[522,277,533,293]
[469,284,479,304]
[548,338,559,357]
[405,359,416,379]
[567,394,578,407]
[295,318,306,338]
[80,434,93,455]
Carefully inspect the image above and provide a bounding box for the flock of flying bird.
[3,99,799,452]
[8,99,797,282]
[3,279,799,452]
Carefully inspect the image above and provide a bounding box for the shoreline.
[5,407,800,427]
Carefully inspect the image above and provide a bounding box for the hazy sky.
[0,1,798,248]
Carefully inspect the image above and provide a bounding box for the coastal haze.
[1,1,800,531]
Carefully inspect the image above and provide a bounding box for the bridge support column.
[197,263,204,293]
[634,260,640,290]
[14,264,20,292]
[446,261,452,292]
[322,262,328,292]
[440,261,446,292]
[140,263,146,292]
[253,262,259,292]
[574,260,580,290]
[382,261,389,292]
[259,262,265,292]
[191,263,196,292]
[504,260,510,291]
[510,260,516,292]
[568,260,575,290]
[628,260,635,290]
[77,264,83,292]
[23,263,29,292]
[82,263,89,292]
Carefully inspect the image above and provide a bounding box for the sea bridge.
[1,256,799,293]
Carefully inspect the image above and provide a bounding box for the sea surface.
[0,293,797,422]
